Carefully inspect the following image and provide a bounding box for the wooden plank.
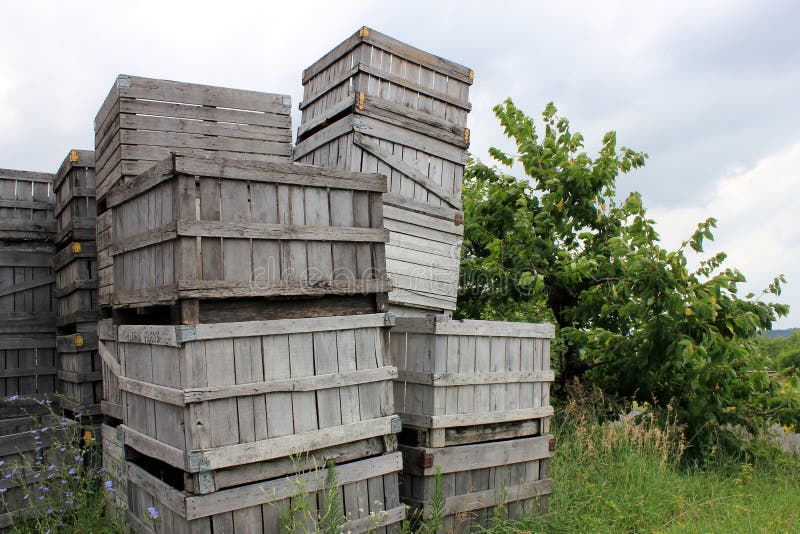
[183,452,402,519]
[190,313,390,340]
[193,416,399,472]
[400,435,552,476]
[301,27,472,84]
[173,155,387,193]
[117,75,291,114]
[400,407,555,429]
[173,219,388,242]
[120,366,396,406]
[396,370,555,385]
[117,98,290,133]
[354,134,461,208]
[393,317,555,338]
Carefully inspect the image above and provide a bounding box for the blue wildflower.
[147,506,159,520]
[8,395,18,401]
[104,480,114,493]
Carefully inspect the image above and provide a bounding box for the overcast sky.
[1,0,798,327]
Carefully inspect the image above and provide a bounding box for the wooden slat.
[119,366,396,406]
[400,406,555,429]
[302,27,472,84]
[355,134,461,209]
[183,452,402,519]
[397,370,556,386]
[400,435,552,476]
[175,220,388,242]
[117,75,291,114]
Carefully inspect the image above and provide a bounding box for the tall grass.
[494,388,800,534]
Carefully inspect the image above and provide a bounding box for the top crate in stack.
[295,27,473,314]
[53,150,96,247]
[93,75,293,206]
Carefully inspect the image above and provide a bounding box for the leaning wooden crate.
[106,155,391,319]
[0,168,55,241]
[391,316,555,448]
[0,241,57,399]
[96,210,113,308]
[299,26,472,137]
[102,424,128,519]
[294,115,463,313]
[53,241,98,331]
[125,452,404,533]
[98,319,122,421]
[400,435,554,530]
[94,75,293,204]
[53,150,96,246]
[115,313,399,493]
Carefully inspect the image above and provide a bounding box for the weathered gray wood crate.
[391,316,555,447]
[400,435,553,530]
[294,116,463,312]
[295,28,472,313]
[0,415,73,528]
[56,332,101,415]
[102,424,128,519]
[114,313,398,492]
[96,210,113,308]
[106,155,391,311]
[0,168,55,241]
[94,75,292,204]
[98,319,122,421]
[0,241,57,398]
[299,26,472,137]
[53,150,96,246]
[126,452,404,533]
[53,241,98,330]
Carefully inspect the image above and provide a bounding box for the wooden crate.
[300,26,472,136]
[102,424,128,518]
[0,241,57,398]
[294,115,463,312]
[53,150,96,246]
[94,75,293,203]
[98,319,122,421]
[0,415,73,528]
[96,209,113,308]
[106,155,390,310]
[391,316,555,448]
[0,168,55,241]
[114,313,398,479]
[400,435,553,530]
[125,452,404,533]
[56,332,102,414]
[53,241,98,330]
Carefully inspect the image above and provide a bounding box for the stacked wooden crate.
[391,317,556,528]
[94,75,294,423]
[92,70,406,529]
[0,168,58,527]
[295,28,557,529]
[295,26,472,315]
[0,168,57,403]
[102,154,404,531]
[52,150,102,417]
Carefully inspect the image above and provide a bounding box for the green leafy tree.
[458,100,800,451]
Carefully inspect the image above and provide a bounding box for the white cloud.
[651,141,800,328]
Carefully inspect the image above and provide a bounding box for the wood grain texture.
[117,315,397,471]
[391,315,554,446]
[93,75,292,201]
[109,156,390,307]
